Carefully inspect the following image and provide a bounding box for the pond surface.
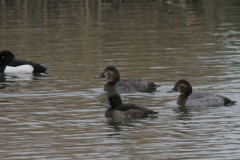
[1,0,240,159]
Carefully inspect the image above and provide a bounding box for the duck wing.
[116,103,158,114]
[8,59,47,72]
[186,96,236,107]
[115,78,160,93]
[189,91,218,99]
[188,90,236,106]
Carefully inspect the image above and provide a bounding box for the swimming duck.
[95,66,160,93]
[0,50,47,73]
[105,94,158,118]
[168,79,236,107]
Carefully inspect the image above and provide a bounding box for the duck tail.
[224,98,237,106]
[154,84,161,89]
[148,82,161,90]
[149,111,158,114]
[227,101,237,106]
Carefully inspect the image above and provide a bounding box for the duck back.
[186,90,236,107]
[105,78,160,93]
[105,108,148,118]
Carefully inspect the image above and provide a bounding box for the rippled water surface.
[1,0,240,159]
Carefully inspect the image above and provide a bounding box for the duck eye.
[107,70,110,73]
[2,56,4,58]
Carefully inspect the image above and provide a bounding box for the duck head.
[95,66,120,84]
[168,79,192,97]
[0,50,15,65]
[108,94,122,108]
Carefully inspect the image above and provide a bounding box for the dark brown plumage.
[105,94,158,118]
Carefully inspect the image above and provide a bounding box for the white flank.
[4,65,34,73]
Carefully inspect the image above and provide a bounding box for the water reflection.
[106,114,158,133]
[0,0,240,159]
[173,105,227,121]
[173,105,192,120]
[0,73,47,89]
[106,118,124,133]
[4,73,33,81]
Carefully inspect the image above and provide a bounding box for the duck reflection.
[173,105,217,120]
[0,73,46,89]
[4,73,34,81]
[106,117,141,137]
[173,105,193,120]
[106,115,158,137]
[106,118,124,133]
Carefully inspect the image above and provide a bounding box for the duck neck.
[177,94,188,105]
[109,72,120,84]
[177,90,192,105]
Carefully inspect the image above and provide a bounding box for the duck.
[95,66,160,93]
[168,79,236,107]
[0,50,47,73]
[105,94,158,118]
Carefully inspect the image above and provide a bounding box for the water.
[0,0,240,159]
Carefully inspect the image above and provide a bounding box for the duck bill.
[94,72,105,79]
[167,85,178,93]
[101,100,110,106]
[167,89,178,93]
